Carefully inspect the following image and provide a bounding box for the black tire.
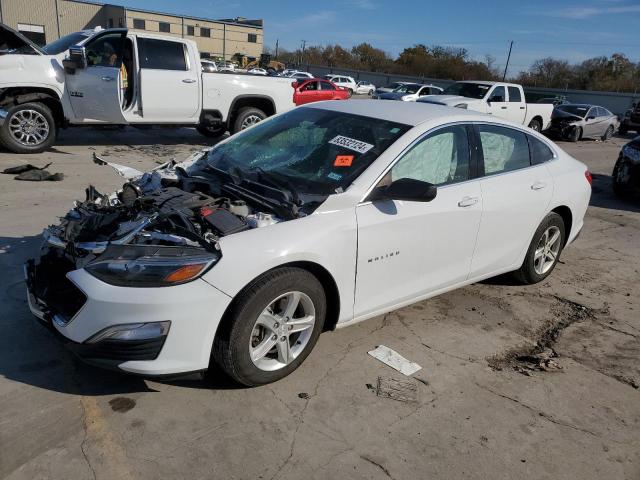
[0,102,56,154]
[513,212,566,285]
[368,89,374,96]
[231,107,267,134]
[196,124,225,138]
[347,88,353,98]
[569,126,582,142]
[612,158,630,198]
[601,125,614,141]
[528,119,542,132]
[212,267,326,386]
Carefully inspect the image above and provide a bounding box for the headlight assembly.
[85,245,219,287]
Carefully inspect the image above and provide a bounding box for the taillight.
[585,170,593,186]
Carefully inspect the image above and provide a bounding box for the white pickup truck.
[0,25,295,153]
[418,81,553,132]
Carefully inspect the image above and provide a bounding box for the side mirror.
[586,116,595,121]
[63,45,87,73]
[369,178,437,203]
[291,81,298,89]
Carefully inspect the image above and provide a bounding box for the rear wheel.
[0,102,56,154]
[601,125,614,141]
[513,212,565,284]
[232,107,267,134]
[528,119,542,132]
[212,267,326,386]
[347,88,353,98]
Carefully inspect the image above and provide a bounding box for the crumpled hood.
[552,110,585,123]
[0,23,43,55]
[418,95,468,106]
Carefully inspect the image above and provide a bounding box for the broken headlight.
[85,245,219,287]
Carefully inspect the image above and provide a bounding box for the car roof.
[304,99,480,126]
[455,80,521,88]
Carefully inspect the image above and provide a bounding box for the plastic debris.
[368,345,422,376]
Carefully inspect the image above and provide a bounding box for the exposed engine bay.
[40,152,324,273]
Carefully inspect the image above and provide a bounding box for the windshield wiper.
[250,167,301,205]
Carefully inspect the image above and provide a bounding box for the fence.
[303,64,638,116]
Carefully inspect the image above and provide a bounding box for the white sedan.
[248,68,268,76]
[26,101,591,386]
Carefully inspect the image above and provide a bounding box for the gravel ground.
[0,118,638,480]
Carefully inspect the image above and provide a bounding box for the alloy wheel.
[241,115,262,130]
[249,291,316,371]
[533,226,561,275]
[8,109,50,146]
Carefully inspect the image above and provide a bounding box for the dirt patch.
[488,295,601,374]
[108,397,136,413]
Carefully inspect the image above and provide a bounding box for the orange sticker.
[334,155,354,167]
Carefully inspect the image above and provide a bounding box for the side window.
[85,33,124,67]
[489,86,506,102]
[596,107,607,117]
[301,81,318,91]
[389,125,470,186]
[419,87,430,96]
[478,125,530,175]
[320,81,335,91]
[507,86,522,102]
[138,38,188,71]
[587,108,597,119]
[527,135,554,165]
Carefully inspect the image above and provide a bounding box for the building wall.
[1,0,263,60]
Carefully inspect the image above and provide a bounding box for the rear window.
[138,38,187,70]
[527,135,554,165]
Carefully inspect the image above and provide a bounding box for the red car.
[293,79,350,105]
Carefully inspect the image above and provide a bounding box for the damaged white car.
[26,101,591,386]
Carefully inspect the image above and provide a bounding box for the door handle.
[101,76,114,81]
[520,106,525,109]
[501,106,507,109]
[531,181,547,190]
[458,196,479,207]
[182,79,197,83]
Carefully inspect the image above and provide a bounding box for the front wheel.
[347,88,353,98]
[212,267,326,386]
[0,102,56,154]
[513,212,565,285]
[528,119,542,132]
[231,107,267,134]
[569,126,582,142]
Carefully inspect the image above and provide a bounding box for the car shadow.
[0,234,242,395]
[590,173,640,213]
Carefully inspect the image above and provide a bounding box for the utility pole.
[275,39,279,59]
[502,41,513,81]
[301,39,306,66]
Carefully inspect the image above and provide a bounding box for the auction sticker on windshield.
[329,135,374,154]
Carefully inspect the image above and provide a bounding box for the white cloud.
[347,0,377,9]
[539,4,640,19]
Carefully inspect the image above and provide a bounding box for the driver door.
[354,124,483,318]
[486,86,508,120]
[65,32,127,123]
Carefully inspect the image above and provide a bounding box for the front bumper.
[547,122,579,139]
[25,260,232,375]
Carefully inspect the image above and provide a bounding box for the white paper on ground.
[368,345,422,376]
[93,154,143,179]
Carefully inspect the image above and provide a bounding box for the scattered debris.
[93,153,142,179]
[368,345,422,376]
[375,376,418,403]
[297,392,310,399]
[2,163,63,181]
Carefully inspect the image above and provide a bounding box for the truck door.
[506,86,527,124]
[65,32,128,123]
[136,37,200,122]
[486,86,509,120]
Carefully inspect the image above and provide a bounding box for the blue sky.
[111,0,640,76]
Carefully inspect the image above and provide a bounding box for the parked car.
[619,101,640,135]
[289,71,314,79]
[280,69,298,77]
[374,82,407,95]
[612,136,640,197]
[201,60,218,73]
[354,81,376,95]
[375,83,442,101]
[292,78,350,105]
[536,97,569,106]
[26,101,591,386]
[419,81,553,132]
[547,104,619,142]
[0,26,295,153]
[324,75,358,95]
[248,68,268,76]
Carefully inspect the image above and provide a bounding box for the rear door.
[583,107,602,137]
[470,123,553,277]
[295,81,320,105]
[506,86,527,124]
[355,124,482,317]
[65,31,128,123]
[319,81,338,100]
[136,37,200,122]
